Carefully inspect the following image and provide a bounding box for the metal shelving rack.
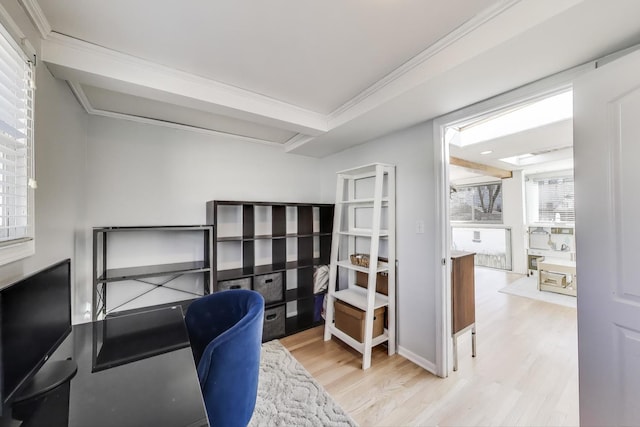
[92,225,213,320]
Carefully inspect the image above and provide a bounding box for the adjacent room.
[449,89,576,305]
[442,89,579,423]
[0,1,640,426]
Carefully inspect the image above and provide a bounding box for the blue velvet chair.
[184,289,264,427]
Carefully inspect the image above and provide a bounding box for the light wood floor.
[281,268,579,426]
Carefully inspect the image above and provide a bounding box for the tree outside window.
[450,183,502,223]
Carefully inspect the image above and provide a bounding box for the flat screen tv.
[0,259,72,409]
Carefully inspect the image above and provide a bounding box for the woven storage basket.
[350,253,370,268]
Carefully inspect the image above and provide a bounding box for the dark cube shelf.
[208,201,334,340]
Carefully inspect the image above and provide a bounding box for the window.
[536,177,574,223]
[450,90,573,147]
[451,226,512,270]
[525,173,575,223]
[450,183,502,223]
[0,23,35,264]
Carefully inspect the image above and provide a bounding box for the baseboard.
[398,346,438,375]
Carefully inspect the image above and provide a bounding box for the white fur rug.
[249,340,357,427]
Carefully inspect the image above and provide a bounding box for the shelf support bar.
[324,175,346,342]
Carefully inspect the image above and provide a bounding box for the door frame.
[432,64,592,377]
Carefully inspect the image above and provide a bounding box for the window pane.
[452,226,512,270]
[451,183,502,223]
[450,188,473,221]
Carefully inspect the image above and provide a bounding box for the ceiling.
[19,0,640,157]
[449,118,574,183]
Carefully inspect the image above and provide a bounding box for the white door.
[574,48,640,426]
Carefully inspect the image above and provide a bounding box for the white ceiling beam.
[41,33,329,136]
[66,81,288,147]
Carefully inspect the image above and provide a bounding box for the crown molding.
[324,0,583,136]
[327,0,523,122]
[0,2,36,59]
[39,0,585,157]
[18,0,51,39]
[283,134,316,152]
[68,82,283,148]
[43,32,329,135]
[67,81,94,113]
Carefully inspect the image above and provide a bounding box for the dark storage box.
[313,293,325,322]
[217,277,251,292]
[334,300,384,343]
[254,272,283,303]
[263,305,285,341]
[355,271,389,295]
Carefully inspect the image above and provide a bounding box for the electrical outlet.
[416,220,425,234]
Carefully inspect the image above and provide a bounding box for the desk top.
[1,306,208,427]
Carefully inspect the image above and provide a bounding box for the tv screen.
[1,259,72,405]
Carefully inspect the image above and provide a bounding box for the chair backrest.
[185,290,264,427]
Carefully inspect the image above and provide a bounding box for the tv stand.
[13,360,78,404]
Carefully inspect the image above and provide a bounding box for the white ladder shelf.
[323,163,396,369]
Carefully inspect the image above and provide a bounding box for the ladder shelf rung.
[337,230,389,237]
[327,325,365,353]
[327,324,389,353]
[332,287,388,310]
[371,330,390,347]
[336,163,394,178]
[337,198,390,205]
[336,260,389,274]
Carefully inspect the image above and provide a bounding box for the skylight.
[500,153,534,166]
[451,90,573,147]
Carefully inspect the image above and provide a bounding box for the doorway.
[433,70,582,380]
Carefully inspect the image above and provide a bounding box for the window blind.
[0,27,34,245]
[536,177,575,222]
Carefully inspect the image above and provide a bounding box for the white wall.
[28,63,89,305]
[320,121,439,368]
[76,116,324,321]
[0,4,88,323]
[85,117,325,224]
[502,170,527,274]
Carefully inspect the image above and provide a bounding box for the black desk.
[1,306,208,427]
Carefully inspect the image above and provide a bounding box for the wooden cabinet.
[207,200,334,340]
[451,250,476,371]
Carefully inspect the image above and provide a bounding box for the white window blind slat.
[0,56,19,80]
[536,177,575,222]
[0,27,34,246]
[0,83,23,109]
[0,68,22,93]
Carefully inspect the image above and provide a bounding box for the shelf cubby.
[208,200,334,340]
